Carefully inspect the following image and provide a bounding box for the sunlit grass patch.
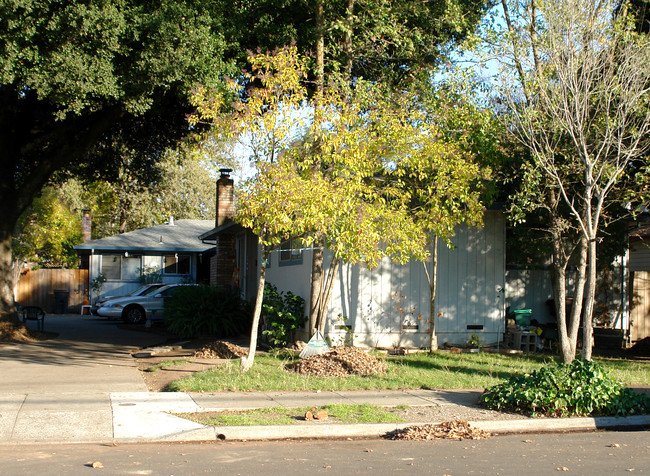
[165,350,650,393]
[176,403,407,426]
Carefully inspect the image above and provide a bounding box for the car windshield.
[141,285,164,296]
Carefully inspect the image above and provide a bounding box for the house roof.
[198,220,245,241]
[74,219,216,254]
[630,225,650,241]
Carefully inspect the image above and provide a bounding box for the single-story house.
[74,219,215,302]
[262,210,507,348]
[199,170,509,347]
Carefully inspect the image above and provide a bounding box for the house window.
[102,254,121,280]
[279,238,303,266]
[101,254,143,281]
[122,256,141,280]
[163,254,191,275]
[142,256,162,273]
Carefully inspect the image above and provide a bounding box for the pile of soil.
[193,340,247,359]
[294,347,388,377]
[0,312,46,343]
[385,420,491,441]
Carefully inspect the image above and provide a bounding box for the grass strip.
[167,350,650,393]
[176,403,408,426]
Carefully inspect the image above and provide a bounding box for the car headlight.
[110,304,124,309]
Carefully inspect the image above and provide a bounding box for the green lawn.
[167,351,650,393]
[177,403,407,426]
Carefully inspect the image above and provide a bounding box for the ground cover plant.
[176,403,407,426]
[480,359,650,417]
[166,350,650,393]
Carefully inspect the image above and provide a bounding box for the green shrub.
[165,285,251,338]
[262,283,306,348]
[480,359,650,417]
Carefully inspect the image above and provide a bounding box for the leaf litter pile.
[294,347,388,377]
[386,420,491,441]
[193,341,247,359]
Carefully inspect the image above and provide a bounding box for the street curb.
[141,415,650,443]
[473,415,650,434]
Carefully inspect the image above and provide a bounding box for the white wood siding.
[630,242,650,272]
[505,268,554,324]
[265,211,506,347]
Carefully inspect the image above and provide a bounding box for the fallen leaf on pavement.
[385,420,491,441]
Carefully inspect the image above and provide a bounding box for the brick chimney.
[210,169,237,293]
[81,209,92,242]
[216,168,234,227]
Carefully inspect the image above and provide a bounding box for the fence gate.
[16,269,89,314]
[630,271,650,343]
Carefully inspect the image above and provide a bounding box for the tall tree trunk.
[309,236,325,334]
[568,235,588,356]
[581,236,597,360]
[0,228,15,312]
[315,0,325,93]
[241,246,270,372]
[423,236,439,352]
[551,230,588,363]
[308,1,326,335]
[316,254,341,334]
[344,0,356,79]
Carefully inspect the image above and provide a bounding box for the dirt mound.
[385,420,491,441]
[294,347,388,377]
[193,341,247,359]
[0,312,45,343]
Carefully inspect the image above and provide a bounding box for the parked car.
[96,284,194,324]
[91,283,166,315]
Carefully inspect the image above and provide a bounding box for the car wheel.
[123,305,146,325]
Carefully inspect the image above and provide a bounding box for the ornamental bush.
[261,283,306,348]
[480,359,650,417]
[165,285,251,338]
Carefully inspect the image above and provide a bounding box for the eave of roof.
[199,220,245,241]
[74,219,216,253]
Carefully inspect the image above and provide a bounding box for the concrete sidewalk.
[0,314,648,445]
[2,389,650,444]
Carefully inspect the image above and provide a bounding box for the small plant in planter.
[467,333,482,351]
[90,273,106,300]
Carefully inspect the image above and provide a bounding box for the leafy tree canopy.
[0,0,231,311]
[216,0,493,87]
[13,187,82,269]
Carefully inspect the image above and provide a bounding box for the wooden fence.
[16,269,88,314]
[630,270,650,343]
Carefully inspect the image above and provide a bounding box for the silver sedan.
[96,284,191,324]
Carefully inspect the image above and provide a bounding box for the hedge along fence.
[164,285,251,338]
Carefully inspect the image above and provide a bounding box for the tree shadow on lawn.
[386,352,557,383]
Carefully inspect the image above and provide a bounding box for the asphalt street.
[0,429,648,475]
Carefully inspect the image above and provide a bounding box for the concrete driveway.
[0,314,165,393]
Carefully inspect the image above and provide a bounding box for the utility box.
[53,289,69,314]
